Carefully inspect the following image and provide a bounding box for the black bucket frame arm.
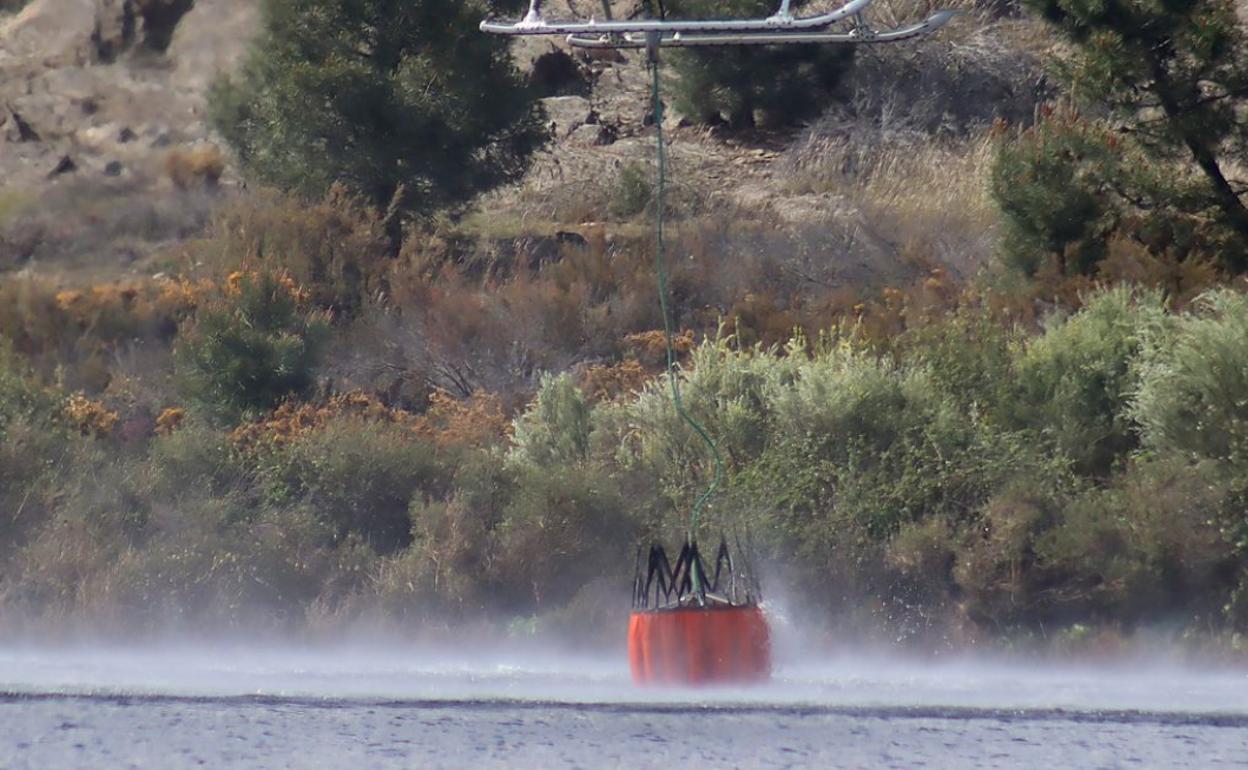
[633,536,763,610]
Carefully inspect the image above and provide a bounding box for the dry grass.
[0,271,210,394]
[771,5,1048,281]
[0,190,33,227]
[856,137,995,220]
[0,176,220,282]
[853,136,1000,277]
[469,143,714,235]
[181,186,392,315]
[780,123,1001,280]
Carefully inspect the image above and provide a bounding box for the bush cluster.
[7,279,1248,646]
[6,0,1248,655]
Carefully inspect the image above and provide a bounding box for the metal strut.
[483,0,880,35]
[483,0,953,48]
[566,11,954,48]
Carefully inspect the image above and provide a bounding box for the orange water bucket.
[628,604,771,685]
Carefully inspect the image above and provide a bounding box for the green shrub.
[903,307,1015,418]
[511,373,593,467]
[750,342,945,545]
[148,423,254,503]
[2,442,158,620]
[1009,286,1165,477]
[603,338,779,486]
[0,338,53,431]
[104,503,340,629]
[8,429,360,629]
[1037,457,1238,627]
[665,0,853,128]
[759,390,1051,577]
[0,416,72,562]
[765,341,915,459]
[886,516,959,607]
[494,465,635,610]
[0,342,67,557]
[1132,289,1248,465]
[392,449,518,616]
[175,272,328,425]
[608,162,653,220]
[19,270,1248,641]
[257,416,445,554]
[956,470,1086,627]
[392,446,518,614]
[4,506,131,621]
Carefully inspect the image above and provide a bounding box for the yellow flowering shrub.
[62,394,120,438]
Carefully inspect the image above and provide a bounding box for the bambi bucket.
[629,538,771,686]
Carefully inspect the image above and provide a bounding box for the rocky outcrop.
[0,0,98,63]
[1,103,39,141]
[133,0,193,52]
[91,0,135,62]
[87,0,198,62]
[0,0,257,191]
[167,0,259,90]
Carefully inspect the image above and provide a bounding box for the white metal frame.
[484,0,867,34]
[481,0,952,48]
[564,10,955,48]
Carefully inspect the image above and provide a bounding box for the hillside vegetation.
[0,0,1247,653]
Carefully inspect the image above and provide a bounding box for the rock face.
[0,0,259,191]
[542,95,593,139]
[133,0,195,52]
[0,0,98,62]
[168,0,259,90]
[91,0,135,63]
[1,104,39,141]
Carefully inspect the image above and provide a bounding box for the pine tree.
[1025,0,1248,262]
[210,0,547,218]
[176,273,328,425]
[991,109,1125,276]
[664,0,853,128]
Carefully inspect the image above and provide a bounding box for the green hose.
[648,59,725,538]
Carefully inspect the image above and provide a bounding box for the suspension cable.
[647,47,725,538]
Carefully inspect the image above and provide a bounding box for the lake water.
[1,644,1246,768]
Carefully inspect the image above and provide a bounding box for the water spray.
[481,0,952,686]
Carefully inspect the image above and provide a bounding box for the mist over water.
[4,614,1248,768]
[2,640,1247,716]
